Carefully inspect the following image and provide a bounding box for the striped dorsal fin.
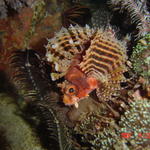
[79,29,127,101]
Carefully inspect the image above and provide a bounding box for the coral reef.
[73,96,150,150]
[74,110,127,150]
[0,0,63,69]
[0,0,150,150]
[119,98,150,149]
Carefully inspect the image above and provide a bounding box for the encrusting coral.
[131,33,150,82]
[74,111,126,150]
[119,98,150,149]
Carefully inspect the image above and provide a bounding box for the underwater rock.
[0,93,47,150]
[67,96,106,123]
[0,128,11,150]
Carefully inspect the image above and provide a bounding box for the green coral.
[74,112,127,150]
[119,99,150,149]
[131,33,150,80]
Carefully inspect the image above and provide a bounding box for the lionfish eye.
[69,88,75,93]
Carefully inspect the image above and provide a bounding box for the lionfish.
[45,25,127,108]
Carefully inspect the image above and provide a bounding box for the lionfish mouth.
[63,94,79,108]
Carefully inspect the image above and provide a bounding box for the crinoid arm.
[108,0,150,39]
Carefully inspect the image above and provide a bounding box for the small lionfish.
[46,25,127,108]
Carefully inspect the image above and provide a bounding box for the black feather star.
[8,49,51,101]
[8,49,73,150]
[29,100,72,150]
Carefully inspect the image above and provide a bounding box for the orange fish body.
[63,64,98,106]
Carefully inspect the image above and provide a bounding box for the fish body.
[46,25,127,107]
